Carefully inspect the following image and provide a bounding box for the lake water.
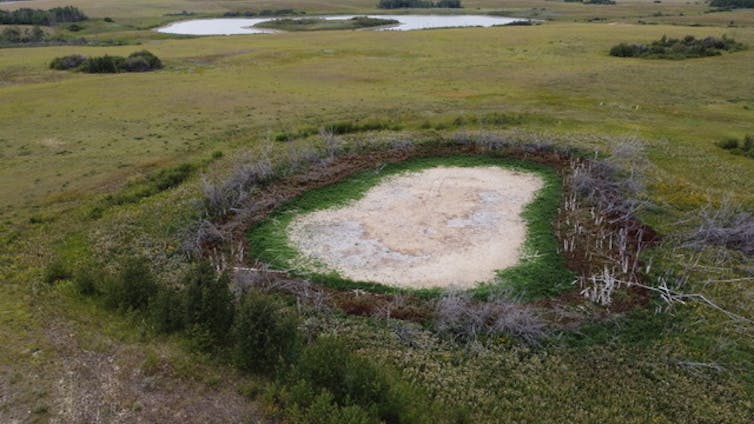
[156,15,523,36]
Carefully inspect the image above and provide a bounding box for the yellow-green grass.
[1,6,754,422]
[1,23,753,226]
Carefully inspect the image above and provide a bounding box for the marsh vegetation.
[254,16,399,32]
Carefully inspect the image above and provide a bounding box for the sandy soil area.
[287,166,544,289]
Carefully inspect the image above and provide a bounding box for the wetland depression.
[285,166,544,289]
[156,15,523,35]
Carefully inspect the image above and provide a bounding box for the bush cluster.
[0,6,87,26]
[610,35,744,59]
[709,0,754,9]
[59,253,455,421]
[50,50,163,73]
[377,0,462,9]
[1,26,46,44]
[717,134,754,158]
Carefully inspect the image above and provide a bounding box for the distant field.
[1,23,753,225]
[3,0,754,26]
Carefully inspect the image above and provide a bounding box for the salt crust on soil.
[287,166,544,289]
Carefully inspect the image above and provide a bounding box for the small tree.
[232,292,299,373]
[106,257,157,311]
[182,261,235,344]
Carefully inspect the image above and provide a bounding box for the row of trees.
[50,50,163,73]
[0,6,87,26]
[377,0,462,9]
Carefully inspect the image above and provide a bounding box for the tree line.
[0,6,87,26]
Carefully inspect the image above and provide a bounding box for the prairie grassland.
[1,23,753,225]
[1,1,754,422]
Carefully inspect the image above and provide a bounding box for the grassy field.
[1,0,753,422]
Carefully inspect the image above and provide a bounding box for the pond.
[156,15,524,36]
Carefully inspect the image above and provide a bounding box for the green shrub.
[105,257,157,311]
[294,337,399,422]
[610,35,745,60]
[182,262,234,345]
[80,55,124,73]
[718,138,740,150]
[290,390,379,424]
[717,135,754,158]
[56,50,163,74]
[123,50,163,72]
[743,135,753,151]
[150,285,185,333]
[71,263,101,295]
[49,54,86,70]
[44,258,71,284]
[232,292,300,374]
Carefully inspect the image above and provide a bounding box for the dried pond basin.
[287,166,544,289]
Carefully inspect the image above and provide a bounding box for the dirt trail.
[288,166,543,288]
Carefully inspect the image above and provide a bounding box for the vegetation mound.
[377,0,462,9]
[50,50,163,73]
[255,17,400,32]
[564,0,616,4]
[610,35,744,59]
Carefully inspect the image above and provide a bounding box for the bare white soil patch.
[287,166,544,289]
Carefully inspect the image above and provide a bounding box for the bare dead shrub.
[320,128,342,160]
[683,202,754,256]
[201,149,274,220]
[180,220,225,258]
[232,268,331,315]
[433,291,547,345]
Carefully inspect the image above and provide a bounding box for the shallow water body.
[156,15,523,35]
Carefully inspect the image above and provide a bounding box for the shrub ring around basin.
[247,155,574,300]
